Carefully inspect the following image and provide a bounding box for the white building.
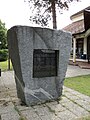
[63,6,90,63]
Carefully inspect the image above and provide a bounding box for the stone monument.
[7,26,71,106]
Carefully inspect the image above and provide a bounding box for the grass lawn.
[64,75,90,97]
[79,116,90,120]
[0,60,13,71]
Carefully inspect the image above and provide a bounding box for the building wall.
[71,13,84,22]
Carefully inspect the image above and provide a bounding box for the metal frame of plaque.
[33,49,58,78]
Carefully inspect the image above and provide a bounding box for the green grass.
[78,116,90,120]
[64,75,90,96]
[0,60,13,71]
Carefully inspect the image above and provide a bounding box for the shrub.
[0,49,8,61]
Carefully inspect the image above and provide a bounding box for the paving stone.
[0,92,10,99]
[65,94,80,100]
[51,116,61,120]
[68,90,83,96]
[0,83,4,89]
[63,86,74,92]
[39,113,58,120]
[0,102,14,114]
[17,105,34,111]
[5,86,16,92]
[1,110,20,120]
[0,97,11,106]
[21,109,41,120]
[46,102,66,112]
[57,110,77,120]
[0,81,3,87]
[33,105,58,120]
[59,96,71,103]
[0,86,6,93]
[63,91,73,96]
[61,101,90,117]
[63,86,85,97]
[74,99,90,111]
[77,94,90,103]
[34,106,51,116]
[63,90,76,97]
[39,114,53,120]
[10,97,19,104]
[7,90,17,98]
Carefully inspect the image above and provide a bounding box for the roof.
[70,6,90,19]
[63,6,90,35]
[63,19,85,34]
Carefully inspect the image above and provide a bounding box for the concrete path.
[0,66,90,120]
[66,65,90,77]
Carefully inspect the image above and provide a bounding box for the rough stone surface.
[7,26,71,106]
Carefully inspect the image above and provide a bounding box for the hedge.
[0,49,8,61]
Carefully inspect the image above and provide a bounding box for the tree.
[26,0,79,29]
[0,20,7,49]
[0,20,10,70]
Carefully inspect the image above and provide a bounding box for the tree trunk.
[51,1,57,29]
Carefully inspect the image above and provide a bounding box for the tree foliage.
[26,0,79,29]
[0,20,7,49]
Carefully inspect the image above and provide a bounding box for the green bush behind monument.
[0,49,8,61]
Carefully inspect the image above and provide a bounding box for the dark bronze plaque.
[33,49,58,78]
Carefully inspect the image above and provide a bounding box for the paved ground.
[69,60,90,69]
[66,65,90,77]
[0,65,90,120]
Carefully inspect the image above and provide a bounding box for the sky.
[0,0,90,30]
